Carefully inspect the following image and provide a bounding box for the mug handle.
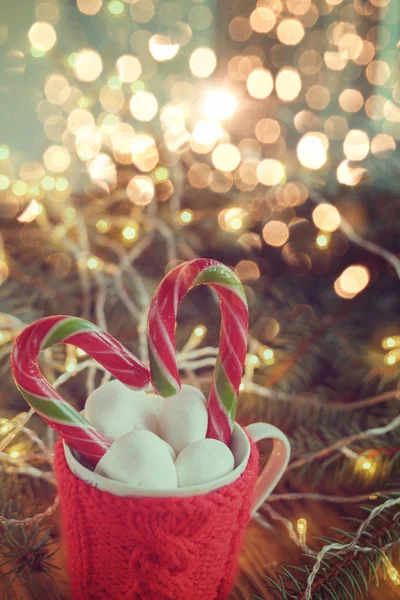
[245,422,291,514]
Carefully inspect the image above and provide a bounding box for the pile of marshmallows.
[84,381,235,490]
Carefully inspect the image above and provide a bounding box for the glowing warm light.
[17,200,42,223]
[131,134,159,172]
[343,130,369,161]
[316,234,329,248]
[178,210,194,224]
[250,8,276,33]
[297,134,327,170]
[306,86,330,110]
[188,163,212,189]
[149,35,179,61]
[191,120,222,153]
[28,22,56,52]
[45,75,70,105]
[338,33,363,60]
[277,19,305,45]
[96,219,110,233]
[366,60,391,86]
[116,55,142,83]
[312,204,340,233]
[335,265,370,299]
[74,49,103,82]
[262,221,289,247]
[212,144,240,172]
[122,226,137,241]
[99,86,124,113]
[67,109,94,135]
[235,260,260,283]
[219,207,247,232]
[204,90,237,120]
[189,48,217,78]
[371,134,395,156]
[385,349,400,366]
[43,146,70,172]
[255,119,280,144]
[77,0,102,15]
[129,91,158,122]
[194,325,206,338]
[0,175,10,190]
[127,176,154,206]
[383,557,400,586]
[297,518,307,535]
[339,89,363,113]
[9,451,20,459]
[239,382,245,392]
[257,159,285,186]
[336,161,366,186]
[247,69,274,99]
[229,17,252,42]
[75,125,102,160]
[88,154,116,185]
[87,256,99,269]
[382,336,400,350]
[276,68,302,102]
[108,0,124,14]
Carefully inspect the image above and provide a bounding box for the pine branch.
[265,503,400,599]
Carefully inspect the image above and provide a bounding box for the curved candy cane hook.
[11,315,150,466]
[147,259,248,445]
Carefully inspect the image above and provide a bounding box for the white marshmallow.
[95,430,178,489]
[175,438,234,488]
[158,384,208,454]
[148,394,164,418]
[84,380,158,441]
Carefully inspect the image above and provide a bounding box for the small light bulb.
[382,555,400,586]
[122,226,137,241]
[76,348,87,357]
[382,336,397,349]
[239,382,245,391]
[247,354,260,367]
[230,217,242,231]
[178,210,193,224]
[96,219,110,233]
[87,256,99,270]
[362,460,372,470]
[384,348,400,366]
[316,233,329,248]
[297,518,307,535]
[9,450,20,459]
[194,325,206,338]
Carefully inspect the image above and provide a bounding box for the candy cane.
[11,315,150,466]
[147,259,248,445]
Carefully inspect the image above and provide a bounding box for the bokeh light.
[335,265,370,299]
[129,91,158,122]
[212,144,241,172]
[116,55,142,83]
[312,204,341,232]
[74,49,103,82]
[204,90,237,120]
[189,48,216,78]
[127,176,154,206]
[28,23,56,52]
[247,69,274,99]
[276,68,302,102]
[262,221,289,247]
[297,134,328,170]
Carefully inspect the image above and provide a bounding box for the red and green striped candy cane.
[147,258,248,445]
[11,315,150,466]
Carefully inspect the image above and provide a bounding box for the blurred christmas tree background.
[0,0,399,598]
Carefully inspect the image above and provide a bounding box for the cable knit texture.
[54,436,259,600]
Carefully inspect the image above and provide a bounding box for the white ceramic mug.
[64,421,290,513]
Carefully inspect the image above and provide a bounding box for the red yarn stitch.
[54,436,259,600]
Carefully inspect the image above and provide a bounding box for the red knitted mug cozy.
[54,435,260,600]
